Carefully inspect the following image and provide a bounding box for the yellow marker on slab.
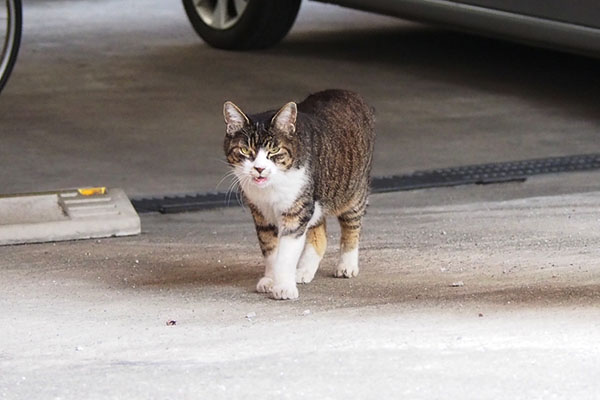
[77,187,107,196]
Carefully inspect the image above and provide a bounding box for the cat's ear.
[271,102,297,135]
[223,101,249,136]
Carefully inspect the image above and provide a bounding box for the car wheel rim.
[194,0,249,30]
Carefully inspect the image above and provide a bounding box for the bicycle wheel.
[0,0,22,94]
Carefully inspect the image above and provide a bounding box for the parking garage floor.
[1,0,600,398]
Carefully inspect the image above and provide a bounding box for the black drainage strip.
[131,153,600,214]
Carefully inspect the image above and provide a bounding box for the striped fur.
[223,89,375,299]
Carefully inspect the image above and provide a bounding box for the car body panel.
[312,0,600,57]
[457,0,599,28]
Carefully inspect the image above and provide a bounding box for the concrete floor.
[1,0,600,399]
[3,178,600,399]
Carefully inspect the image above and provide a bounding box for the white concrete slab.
[0,188,140,245]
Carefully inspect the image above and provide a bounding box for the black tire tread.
[183,0,301,50]
[241,0,301,50]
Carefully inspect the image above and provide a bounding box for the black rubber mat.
[131,153,600,214]
[131,192,238,214]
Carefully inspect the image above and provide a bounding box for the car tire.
[182,0,302,50]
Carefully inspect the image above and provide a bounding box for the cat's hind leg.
[334,199,365,278]
[296,221,327,284]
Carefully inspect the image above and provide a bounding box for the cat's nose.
[254,166,265,174]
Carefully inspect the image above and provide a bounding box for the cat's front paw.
[256,277,274,293]
[270,282,299,300]
[333,263,359,278]
[296,266,316,284]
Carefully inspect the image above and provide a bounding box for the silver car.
[182,0,600,56]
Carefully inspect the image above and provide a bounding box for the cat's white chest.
[243,167,309,225]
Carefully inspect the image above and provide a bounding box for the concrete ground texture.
[1,0,600,399]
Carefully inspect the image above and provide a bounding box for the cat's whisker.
[225,175,238,191]
[216,169,236,183]
[212,158,232,166]
[239,183,249,209]
[236,176,249,210]
[229,183,240,207]
[225,177,239,206]
[215,169,238,191]
[226,172,246,209]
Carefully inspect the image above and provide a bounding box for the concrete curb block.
[0,188,141,246]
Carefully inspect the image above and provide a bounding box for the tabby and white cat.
[223,89,375,300]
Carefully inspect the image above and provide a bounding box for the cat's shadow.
[96,254,600,308]
[115,260,260,290]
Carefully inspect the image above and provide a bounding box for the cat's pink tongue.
[253,177,268,185]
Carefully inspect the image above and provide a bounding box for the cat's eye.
[269,146,280,154]
[239,147,250,156]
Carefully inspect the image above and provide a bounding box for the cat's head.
[223,101,301,189]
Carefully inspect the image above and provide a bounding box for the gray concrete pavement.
[1,0,599,196]
[2,177,600,399]
[1,0,600,398]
